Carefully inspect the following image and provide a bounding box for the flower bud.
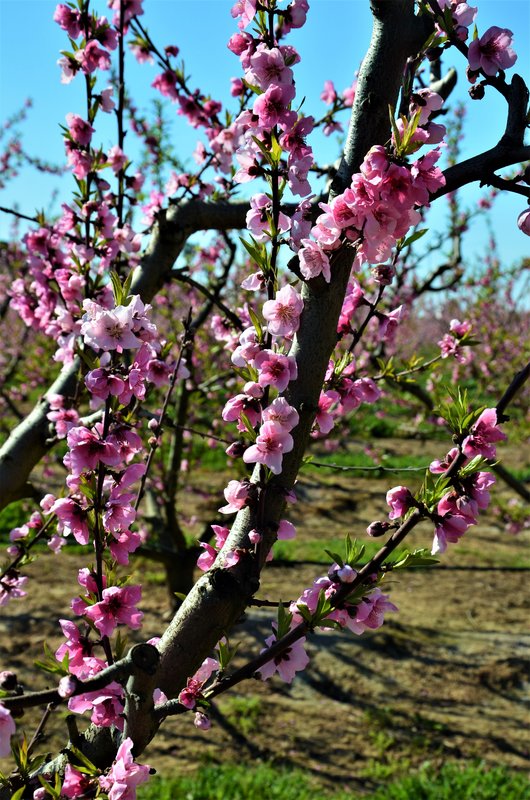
[366,520,392,538]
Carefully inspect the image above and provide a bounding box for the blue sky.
[0,0,529,269]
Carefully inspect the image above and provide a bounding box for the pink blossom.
[231,0,257,29]
[56,619,94,675]
[222,392,262,431]
[386,486,414,519]
[109,530,143,565]
[58,675,77,698]
[178,658,219,709]
[262,397,299,431]
[321,79,337,105]
[313,389,340,435]
[254,350,298,393]
[462,407,506,459]
[65,426,122,477]
[69,678,124,728]
[468,27,517,76]
[243,420,294,474]
[253,83,296,130]
[84,585,143,637]
[76,40,111,74]
[52,497,90,545]
[259,631,309,683]
[61,765,93,798]
[298,239,331,282]
[262,285,304,337]
[53,4,82,37]
[277,519,296,540]
[0,704,15,757]
[432,513,470,554]
[0,571,28,606]
[197,542,218,571]
[219,480,252,514]
[81,302,142,352]
[429,447,459,474]
[107,145,128,175]
[347,589,398,634]
[194,711,211,730]
[99,737,151,799]
[66,113,94,146]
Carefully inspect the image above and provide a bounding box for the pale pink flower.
[231,0,257,29]
[277,519,296,540]
[219,480,252,514]
[262,397,299,431]
[243,420,294,474]
[76,40,111,74]
[99,737,151,799]
[262,285,304,337]
[259,631,309,683]
[462,408,506,459]
[0,704,15,757]
[194,711,211,730]
[0,572,28,606]
[298,239,331,282]
[321,79,337,105]
[81,302,142,352]
[58,675,77,698]
[107,145,128,175]
[346,589,398,634]
[468,26,517,76]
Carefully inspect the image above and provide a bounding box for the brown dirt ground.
[1,437,529,791]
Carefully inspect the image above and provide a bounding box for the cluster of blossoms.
[438,317,473,363]
[385,408,505,554]
[257,566,397,684]
[298,138,446,281]
[55,0,144,83]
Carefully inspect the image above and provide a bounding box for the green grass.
[273,537,383,565]
[138,762,530,800]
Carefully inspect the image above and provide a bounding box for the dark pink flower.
[254,350,297,393]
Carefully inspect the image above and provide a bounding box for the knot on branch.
[130,643,160,675]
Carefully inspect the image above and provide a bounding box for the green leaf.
[109,270,123,306]
[400,228,428,249]
[276,602,293,639]
[247,305,263,340]
[324,549,344,568]
[389,548,439,570]
[66,744,99,775]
